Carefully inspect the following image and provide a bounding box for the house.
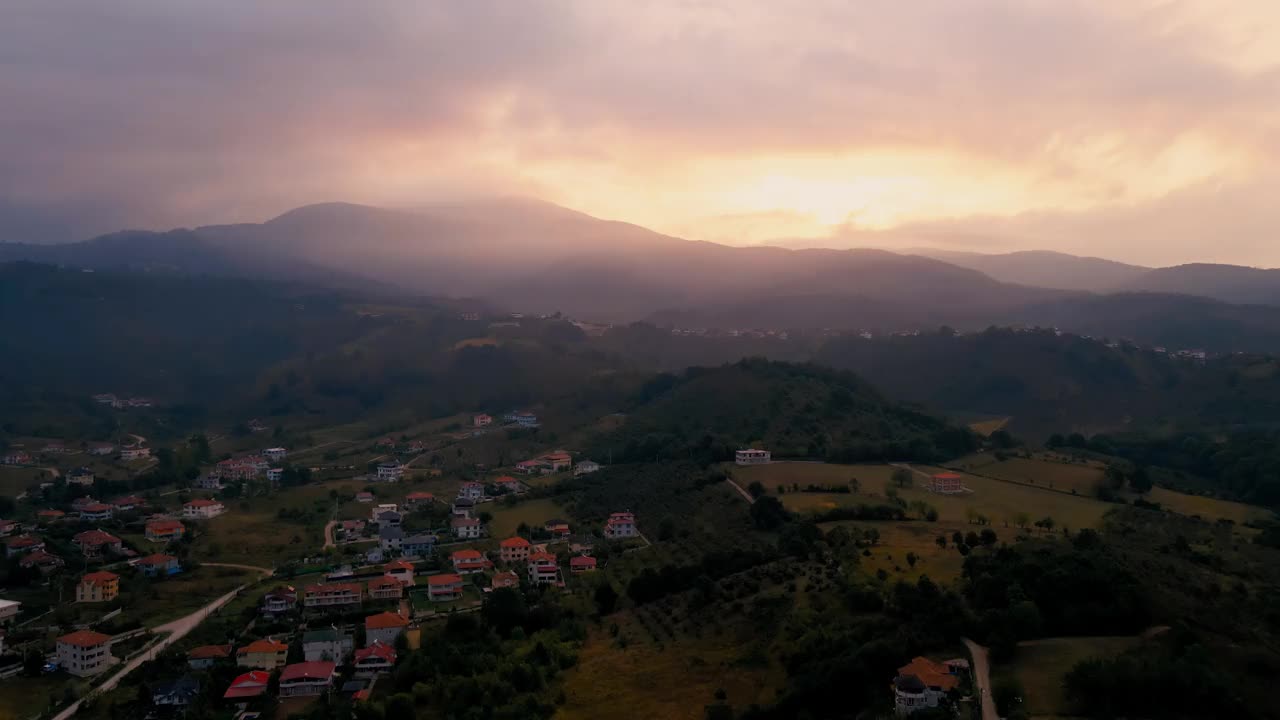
[528,552,560,585]
[368,575,404,600]
[303,627,354,663]
[604,511,638,539]
[137,553,181,577]
[491,571,520,590]
[2,451,31,466]
[237,638,289,669]
[928,473,965,494]
[493,476,523,494]
[119,446,151,461]
[279,661,336,697]
[110,495,145,512]
[19,550,64,575]
[375,510,402,528]
[183,498,225,519]
[569,555,597,573]
[353,641,396,677]
[427,573,465,602]
[893,657,960,714]
[152,675,201,707]
[340,519,367,536]
[735,449,771,465]
[79,503,114,522]
[384,559,415,585]
[304,583,363,610]
[375,461,403,482]
[365,547,384,564]
[457,481,485,501]
[76,571,120,602]
[263,447,288,462]
[451,548,489,574]
[574,460,602,476]
[370,503,399,523]
[73,529,123,559]
[187,644,232,670]
[514,459,548,475]
[56,630,113,677]
[67,467,95,486]
[266,467,284,484]
[541,452,572,472]
[514,412,539,427]
[404,491,435,508]
[402,533,436,558]
[0,599,20,625]
[365,611,410,646]
[262,586,298,615]
[451,516,483,540]
[36,509,66,523]
[355,491,374,503]
[451,497,476,517]
[71,496,98,513]
[473,413,493,427]
[544,519,571,538]
[88,442,115,456]
[3,519,26,536]
[195,475,223,491]
[223,670,270,701]
[145,519,185,543]
[379,526,404,553]
[499,536,531,564]
[5,535,44,557]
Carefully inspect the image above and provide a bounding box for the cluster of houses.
[202,447,288,487]
[91,393,154,409]
[513,450,602,477]
[1,439,150,466]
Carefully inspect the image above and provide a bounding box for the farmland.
[486,497,566,538]
[818,519,971,584]
[950,453,1107,495]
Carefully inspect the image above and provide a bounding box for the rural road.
[323,520,337,549]
[51,584,251,720]
[725,478,756,503]
[203,562,274,575]
[962,637,998,720]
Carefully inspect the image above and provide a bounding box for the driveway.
[962,637,998,720]
[725,478,755,503]
[51,584,251,720]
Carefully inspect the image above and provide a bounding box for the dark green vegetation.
[587,359,978,464]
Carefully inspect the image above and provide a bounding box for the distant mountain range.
[4,199,1280,350]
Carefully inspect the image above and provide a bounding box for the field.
[559,607,783,720]
[0,465,47,496]
[0,674,83,719]
[968,417,1010,436]
[818,519,970,584]
[1002,635,1144,717]
[487,497,566,538]
[952,453,1106,495]
[731,461,897,491]
[1146,486,1271,524]
[118,565,259,626]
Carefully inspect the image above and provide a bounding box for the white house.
[56,630,113,677]
[195,475,223,491]
[120,446,151,461]
[573,460,602,476]
[735,449,771,465]
[457,481,485,501]
[451,516,483,540]
[364,611,409,646]
[370,504,399,523]
[263,447,288,462]
[183,499,225,520]
[375,462,403,482]
[266,467,283,484]
[302,627,353,663]
[513,412,539,427]
[67,468,95,486]
[893,657,960,715]
[604,512,638,539]
[0,599,21,625]
[279,661,336,697]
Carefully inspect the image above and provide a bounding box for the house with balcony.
[73,529,123,559]
[237,638,289,669]
[182,499,225,519]
[451,516,483,539]
[79,503,114,522]
[367,575,404,601]
[137,553,181,577]
[303,627,353,663]
[528,552,560,585]
[76,571,120,602]
[279,661,336,697]
[451,548,489,574]
[56,630,114,677]
[365,611,410,646]
[223,670,270,701]
[427,573,464,602]
[145,519,185,543]
[402,533,436,558]
[262,586,298,615]
[353,641,397,677]
[734,449,771,465]
[499,536,531,564]
[187,644,232,670]
[303,583,364,610]
[604,512,638,539]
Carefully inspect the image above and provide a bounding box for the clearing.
[1001,635,1145,718]
[487,497,566,538]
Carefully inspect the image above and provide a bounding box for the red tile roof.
[570,556,597,568]
[368,575,401,590]
[224,670,270,698]
[238,638,287,655]
[8,535,41,548]
[185,499,221,508]
[280,661,336,682]
[73,529,121,546]
[451,549,483,560]
[427,573,463,587]
[529,551,556,563]
[81,571,119,585]
[365,611,409,630]
[58,629,112,647]
[353,642,396,664]
[188,644,232,660]
[80,503,112,513]
[147,519,184,533]
[897,657,959,692]
[137,553,177,566]
[499,536,530,548]
[384,560,414,572]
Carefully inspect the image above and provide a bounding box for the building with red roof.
[893,656,961,714]
[79,503,114,521]
[145,519,185,543]
[367,575,403,601]
[604,511,638,539]
[280,661,336,696]
[427,573,464,602]
[450,548,490,574]
[404,491,435,508]
[528,552,559,585]
[182,498,225,520]
[490,570,520,590]
[5,535,43,557]
[223,670,270,700]
[364,611,410,645]
[383,559,415,585]
[353,641,397,677]
[76,571,120,602]
[187,644,232,670]
[569,555,597,573]
[56,630,113,677]
[237,638,288,669]
[136,553,181,577]
[72,529,123,559]
[498,536,531,564]
[928,473,965,494]
[303,582,363,610]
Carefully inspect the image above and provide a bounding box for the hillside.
[909,249,1149,292]
[587,358,978,464]
[1126,263,1280,306]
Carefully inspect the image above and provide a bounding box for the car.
[42,662,57,673]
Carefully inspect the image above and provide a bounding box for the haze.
[3,1,1279,266]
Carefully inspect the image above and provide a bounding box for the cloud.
[0,0,1277,265]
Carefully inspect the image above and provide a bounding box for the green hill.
[587,358,978,464]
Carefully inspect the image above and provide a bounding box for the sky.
[2,1,1279,266]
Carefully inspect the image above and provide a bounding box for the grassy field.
[968,418,1010,436]
[0,465,52,496]
[819,519,971,584]
[952,454,1106,495]
[759,462,1113,531]
[1146,487,1271,524]
[0,673,82,719]
[558,610,783,720]
[118,565,259,626]
[487,497,566,538]
[1002,635,1144,717]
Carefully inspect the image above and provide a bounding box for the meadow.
[1002,635,1145,717]
[486,497,566,538]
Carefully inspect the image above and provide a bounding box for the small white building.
[735,449,771,465]
[457,481,485,501]
[573,460,602,476]
[604,512,638,539]
[263,447,288,462]
[120,446,151,461]
[451,516,483,540]
[266,467,283,484]
[0,599,21,625]
[56,630,113,677]
[182,499,225,520]
[376,462,403,482]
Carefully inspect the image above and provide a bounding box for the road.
[323,520,338,549]
[962,637,998,720]
[725,478,756,503]
[202,562,273,575]
[51,584,250,720]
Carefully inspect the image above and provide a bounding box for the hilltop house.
[137,553,182,577]
[451,549,489,574]
[237,638,289,669]
[110,495,145,512]
[451,497,476,517]
[56,630,113,677]
[353,641,396,677]
[451,516,483,540]
[427,573,464,602]
[355,492,374,503]
[499,537,531,564]
[514,412,539,427]
[604,512,638,539]
[493,476,523,494]
[365,611,410,646]
[67,467,95,486]
[569,555,598,573]
[279,661,336,697]
[145,519,185,542]
[928,473,965,494]
[375,461,403,482]
[76,571,120,602]
[303,627,353,663]
[514,459,548,475]
[304,583,364,610]
[263,447,287,462]
[541,452,572,472]
[119,446,151,461]
[267,467,284,484]
[892,657,961,715]
[370,503,399,523]
[187,644,232,670]
[404,491,435,508]
[182,499,225,519]
[457,481,485,501]
[88,442,115,456]
[195,475,223,491]
[223,670,270,701]
[473,413,493,427]
[735,449,771,465]
[544,519,571,538]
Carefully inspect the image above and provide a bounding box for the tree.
[980,528,998,546]
[385,692,416,719]
[1012,512,1030,529]
[906,552,918,568]
[593,582,619,615]
[1105,464,1127,490]
[749,496,790,530]
[1129,465,1152,494]
[891,467,914,488]
[746,481,766,499]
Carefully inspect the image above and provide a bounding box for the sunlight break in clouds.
[1,1,1278,264]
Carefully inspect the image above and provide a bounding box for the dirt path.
[725,478,755,503]
[962,637,998,720]
[202,562,274,575]
[323,520,338,549]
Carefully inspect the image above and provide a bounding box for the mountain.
[908,249,1149,292]
[586,358,979,464]
[1127,263,1280,306]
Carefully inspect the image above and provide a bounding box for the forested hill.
[815,327,1280,438]
[586,358,978,464]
